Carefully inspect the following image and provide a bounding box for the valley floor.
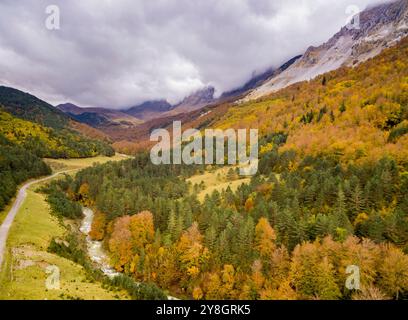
[0,155,129,300]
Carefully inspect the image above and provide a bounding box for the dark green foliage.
[0,134,51,210]
[388,122,408,143]
[0,86,68,129]
[55,147,408,298]
[339,101,346,113]
[42,182,82,219]
[48,233,108,283]
[300,110,315,124]
[110,275,167,300]
[74,152,196,224]
[69,112,110,127]
[47,191,82,219]
[317,106,328,122]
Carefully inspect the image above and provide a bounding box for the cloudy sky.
[0,0,390,109]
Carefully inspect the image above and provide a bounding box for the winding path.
[0,170,73,271]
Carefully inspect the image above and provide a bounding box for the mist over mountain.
[245,0,408,100]
[0,0,389,108]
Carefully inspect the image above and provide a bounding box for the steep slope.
[169,86,215,114]
[112,35,408,163]
[221,55,302,99]
[0,86,68,129]
[55,102,85,115]
[245,0,408,101]
[69,41,408,297]
[0,110,114,158]
[111,101,231,153]
[0,86,114,157]
[213,35,408,165]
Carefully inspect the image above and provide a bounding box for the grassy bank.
[0,155,129,300]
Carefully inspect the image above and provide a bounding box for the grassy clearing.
[187,166,251,202]
[0,154,129,300]
[44,153,129,172]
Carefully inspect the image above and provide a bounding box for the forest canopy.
[0,133,51,210]
[54,148,408,300]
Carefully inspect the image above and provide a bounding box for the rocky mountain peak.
[244,0,408,101]
[175,86,215,109]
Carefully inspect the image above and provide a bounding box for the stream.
[79,207,120,278]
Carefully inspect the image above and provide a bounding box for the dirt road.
[0,171,71,271]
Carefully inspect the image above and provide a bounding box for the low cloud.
[0,0,389,108]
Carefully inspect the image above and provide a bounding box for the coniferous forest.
[0,133,51,210]
[55,148,407,300]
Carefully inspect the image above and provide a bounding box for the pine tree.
[167,210,177,242]
[349,184,366,221]
[205,226,217,251]
[333,187,353,239]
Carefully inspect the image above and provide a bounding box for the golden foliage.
[212,37,408,166]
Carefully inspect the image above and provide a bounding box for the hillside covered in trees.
[0,133,51,210]
[0,86,72,129]
[213,37,408,166]
[0,88,114,211]
[0,85,114,158]
[0,111,114,158]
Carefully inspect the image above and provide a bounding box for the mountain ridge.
[0,86,114,157]
[122,100,173,121]
[244,0,408,101]
[221,55,302,99]
[57,102,143,127]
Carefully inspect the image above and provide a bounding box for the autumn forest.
[1,1,408,304]
[41,38,408,300]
